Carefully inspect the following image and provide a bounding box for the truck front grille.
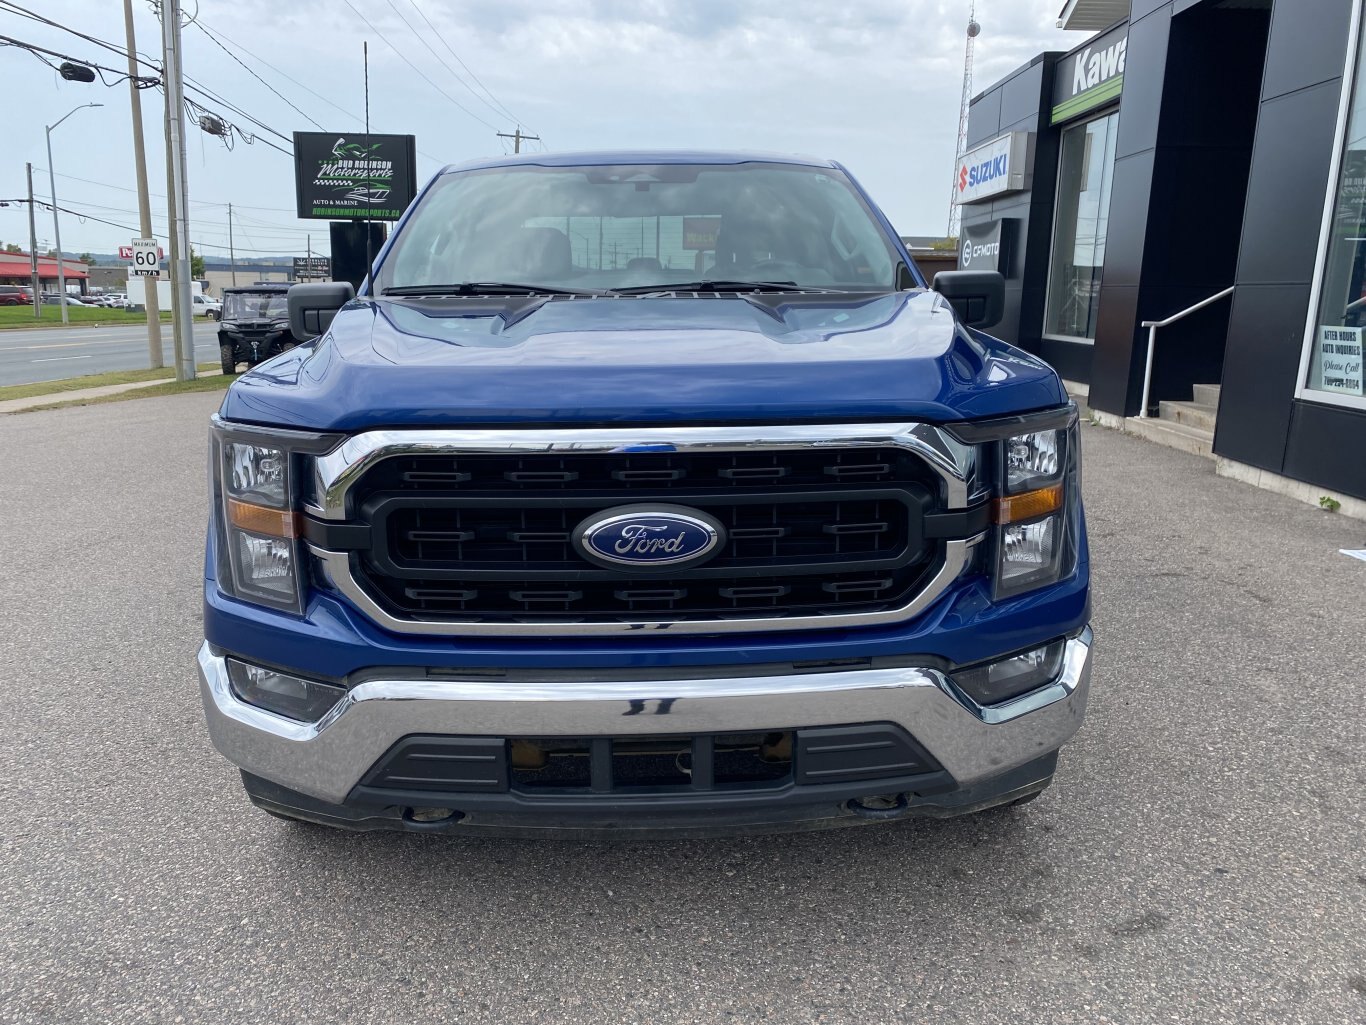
[304,425,984,635]
[341,450,939,622]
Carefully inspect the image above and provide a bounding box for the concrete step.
[1124,415,1214,458]
[1157,399,1218,432]
[1191,383,1222,407]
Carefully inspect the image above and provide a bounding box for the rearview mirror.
[931,270,1005,330]
[288,281,355,342]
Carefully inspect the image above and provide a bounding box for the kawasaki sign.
[1051,23,1127,125]
[953,132,1030,206]
[293,132,418,221]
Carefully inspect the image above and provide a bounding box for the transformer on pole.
[948,2,980,239]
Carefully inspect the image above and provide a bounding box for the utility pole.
[161,0,195,381]
[228,203,237,286]
[497,127,540,154]
[25,164,40,320]
[124,0,164,368]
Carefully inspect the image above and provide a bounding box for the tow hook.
[401,807,463,831]
[845,793,911,820]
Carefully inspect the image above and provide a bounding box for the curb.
[0,369,224,414]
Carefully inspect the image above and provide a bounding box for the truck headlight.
[210,418,340,614]
[948,407,1081,601]
[992,422,1076,599]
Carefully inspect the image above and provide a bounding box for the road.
[0,320,222,387]
[0,395,1363,1024]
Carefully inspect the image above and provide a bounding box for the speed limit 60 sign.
[130,237,160,277]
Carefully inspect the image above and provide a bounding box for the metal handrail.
[1138,286,1235,417]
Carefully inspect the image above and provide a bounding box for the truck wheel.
[220,343,237,376]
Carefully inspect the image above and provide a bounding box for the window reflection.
[1044,111,1120,342]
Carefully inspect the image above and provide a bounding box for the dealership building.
[957,0,1366,507]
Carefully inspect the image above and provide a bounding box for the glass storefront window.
[1044,110,1120,342]
[1304,25,1366,405]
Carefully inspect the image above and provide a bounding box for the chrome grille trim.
[309,535,982,637]
[308,423,978,520]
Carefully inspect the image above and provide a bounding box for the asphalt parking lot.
[1,393,1363,1024]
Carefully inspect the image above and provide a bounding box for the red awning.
[0,252,89,279]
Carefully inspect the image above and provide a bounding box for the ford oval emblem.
[575,504,725,571]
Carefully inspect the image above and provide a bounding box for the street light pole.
[44,103,103,325]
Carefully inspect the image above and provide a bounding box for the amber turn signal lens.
[228,498,299,539]
[993,483,1063,525]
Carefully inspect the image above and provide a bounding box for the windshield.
[224,293,288,319]
[374,162,902,293]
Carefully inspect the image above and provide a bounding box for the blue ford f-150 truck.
[198,151,1091,835]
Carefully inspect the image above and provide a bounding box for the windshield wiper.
[380,282,606,297]
[612,279,839,295]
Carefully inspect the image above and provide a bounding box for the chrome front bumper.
[197,628,1093,806]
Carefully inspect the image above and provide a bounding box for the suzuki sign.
[954,132,1030,205]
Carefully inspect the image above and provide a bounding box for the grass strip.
[15,373,233,412]
[0,363,219,402]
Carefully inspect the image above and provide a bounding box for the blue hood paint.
[219,290,1067,431]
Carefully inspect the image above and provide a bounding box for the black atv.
[218,286,295,375]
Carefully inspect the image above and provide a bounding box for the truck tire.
[220,343,237,376]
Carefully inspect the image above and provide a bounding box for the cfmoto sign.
[960,236,1000,268]
[958,219,1014,275]
[954,132,1030,205]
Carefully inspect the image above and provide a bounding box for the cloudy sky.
[0,0,1077,262]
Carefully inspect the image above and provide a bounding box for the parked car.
[40,293,88,306]
[0,285,33,305]
[198,151,1091,835]
[192,293,222,320]
[216,286,290,373]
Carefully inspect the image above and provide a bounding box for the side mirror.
[288,281,355,342]
[931,269,1005,330]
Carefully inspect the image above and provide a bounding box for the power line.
[190,19,446,164]
[0,0,159,71]
[338,0,500,132]
[385,0,512,127]
[0,1,296,154]
[406,0,534,135]
[182,81,292,146]
[189,19,323,129]
[196,19,365,129]
[34,167,302,213]
[0,198,308,253]
[0,31,158,87]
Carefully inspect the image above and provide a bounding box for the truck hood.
[219,291,1067,431]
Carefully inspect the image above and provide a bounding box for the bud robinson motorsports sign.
[293,132,418,221]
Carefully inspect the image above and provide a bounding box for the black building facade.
[960,0,1366,502]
